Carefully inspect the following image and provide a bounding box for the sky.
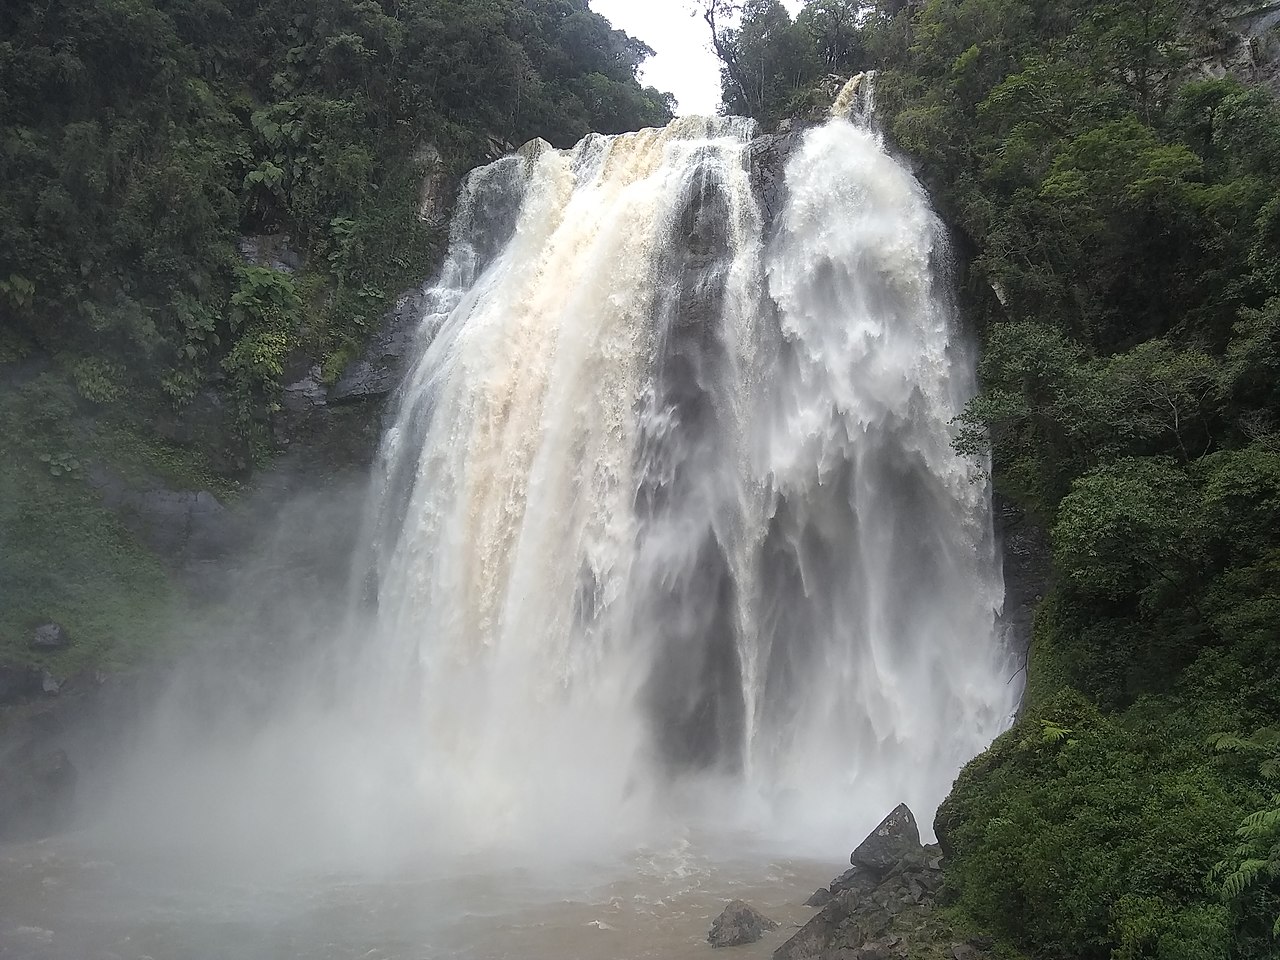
[591,0,805,118]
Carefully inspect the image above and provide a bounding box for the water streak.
[349,110,1018,854]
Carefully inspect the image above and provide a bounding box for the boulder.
[830,865,879,898]
[708,900,779,948]
[773,890,889,960]
[30,622,70,650]
[851,804,921,877]
[804,887,833,907]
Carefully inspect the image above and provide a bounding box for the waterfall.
[346,108,1018,854]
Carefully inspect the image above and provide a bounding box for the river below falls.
[0,834,835,960]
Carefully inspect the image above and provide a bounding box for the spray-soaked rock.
[30,622,70,650]
[0,736,77,841]
[804,887,833,907]
[708,900,778,947]
[851,804,920,876]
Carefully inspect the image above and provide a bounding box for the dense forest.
[3,0,1278,955]
[0,0,671,671]
[0,0,671,432]
[711,0,1280,957]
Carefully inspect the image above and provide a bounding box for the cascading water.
[0,94,1022,960]
[349,97,1019,854]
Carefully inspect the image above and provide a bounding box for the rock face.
[775,805,971,960]
[88,465,236,562]
[804,887,834,907]
[850,804,921,876]
[1197,1,1280,94]
[416,142,451,226]
[709,900,779,948]
[237,233,305,273]
[30,622,71,651]
[330,287,429,403]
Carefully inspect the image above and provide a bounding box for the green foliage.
[0,0,672,451]
[938,690,1247,960]
[749,2,1280,958]
[705,0,866,126]
[1210,728,1280,943]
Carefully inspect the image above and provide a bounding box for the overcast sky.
[591,0,805,118]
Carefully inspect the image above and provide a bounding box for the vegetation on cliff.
[717,0,1280,956]
[0,0,671,670]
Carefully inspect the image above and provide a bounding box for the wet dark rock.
[416,142,452,227]
[0,736,77,841]
[0,664,43,705]
[709,900,779,947]
[776,807,952,960]
[238,233,304,273]
[1193,1,1280,94]
[804,887,834,907]
[994,494,1050,679]
[30,622,71,650]
[851,804,920,877]
[282,365,328,414]
[830,865,879,898]
[749,131,802,227]
[89,465,236,561]
[331,287,428,403]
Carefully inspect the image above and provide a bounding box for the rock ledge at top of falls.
[771,804,994,960]
[709,900,780,948]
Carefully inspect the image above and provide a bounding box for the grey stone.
[331,288,428,403]
[31,622,71,650]
[237,233,304,273]
[851,804,921,877]
[773,890,859,960]
[830,866,878,898]
[804,887,833,907]
[708,900,779,948]
[416,142,452,227]
[41,671,63,696]
[87,465,236,561]
[951,945,982,960]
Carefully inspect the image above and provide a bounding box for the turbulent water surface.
[1,100,1018,958]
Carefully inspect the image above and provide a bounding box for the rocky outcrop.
[804,888,834,907]
[749,129,802,227]
[709,900,779,947]
[416,142,452,227]
[993,494,1050,702]
[1196,1,1280,93]
[30,623,70,651]
[774,805,986,960]
[237,233,305,274]
[330,287,428,404]
[850,804,921,877]
[87,464,236,563]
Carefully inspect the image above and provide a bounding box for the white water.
[343,106,1016,859]
[0,108,1019,959]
